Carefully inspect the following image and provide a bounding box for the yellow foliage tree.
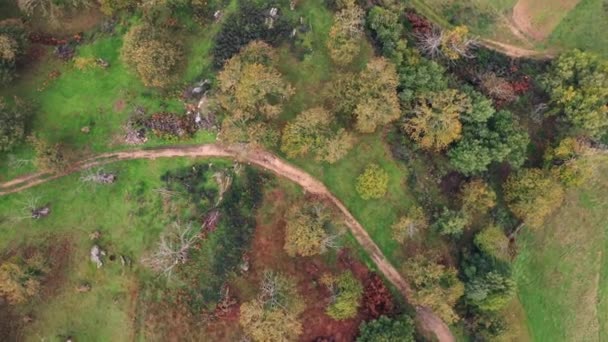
[402,256,464,324]
[504,168,565,228]
[404,89,470,151]
[327,2,364,65]
[392,206,428,243]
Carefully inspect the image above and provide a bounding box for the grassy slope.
[548,0,608,57]
[515,156,608,341]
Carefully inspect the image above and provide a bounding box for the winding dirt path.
[0,143,454,341]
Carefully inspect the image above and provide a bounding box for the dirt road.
[0,143,454,341]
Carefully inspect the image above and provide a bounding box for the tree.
[397,48,448,104]
[0,20,27,85]
[462,253,515,312]
[367,6,403,59]
[322,271,363,320]
[327,2,364,65]
[354,58,401,133]
[17,0,92,23]
[356,164,389,200]
[404,89,470,151]
[392,206,428,243]
[0,253,48,305]
[432,208,467,236]
[216,41,293,147]
[281,107,332,159]
[460,179,496,217]
[121,24,184,88]
[212,1,294,68]
[240,271,304,342]
[283,202,341,257]
[504,168,565,228]
[142,222,200,279]
[475,225,509,261]
[448,110,529,175]
[29,135,68,172]
[416,25,476,60]
[327,58,401,133]
[542,49,608,137]
[357,315,415,342]
[466,271,515,312]
[317,129,356,164]
[0,97,30,152]
[280,107,354,163]
[402,256,464,324]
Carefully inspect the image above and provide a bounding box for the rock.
[81,126,90,134]
[89,230,101,240]
[90,245,106,268]
[31,206,51,219]
[96,58,110,69]
[76,283,91,292]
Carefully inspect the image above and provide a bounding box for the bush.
[356,164,389,199]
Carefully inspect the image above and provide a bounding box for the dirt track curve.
[0,143,454,342]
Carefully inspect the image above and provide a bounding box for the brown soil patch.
[114,99,126,112]
[512,0,581,41]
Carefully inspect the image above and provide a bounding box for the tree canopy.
[357,315,415,342]
[356,164,389,200]
[0,20,27,85]
[121,24,184,88]
[327,2,364,65]
[239,271,304,342]
[283,202,342,257]
[542,49,608,138]
[402,256,464,324]
[0,97,30,152]
[322,271,363,320]
[404,89,470,151]
[504,168,565,228]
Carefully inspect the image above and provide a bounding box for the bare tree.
[142,222,200,279]
[415,27,444,59]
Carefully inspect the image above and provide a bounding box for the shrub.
[356,164,389,200]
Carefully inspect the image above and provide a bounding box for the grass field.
[514,156,608,341]
[548,0,608,57]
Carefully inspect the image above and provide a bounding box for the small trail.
[0,143,454,342]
